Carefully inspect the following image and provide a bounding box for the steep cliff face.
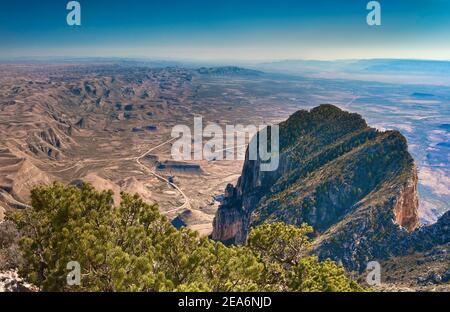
[212,105,423,270]
[393,165,419,232]
[211,183,248,243]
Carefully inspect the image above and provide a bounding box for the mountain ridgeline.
[211,104,434,271]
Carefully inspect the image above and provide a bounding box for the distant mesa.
[411,92,434,98]
[132,125,157,132]
[197,66,263,76]
[156,160,202,173]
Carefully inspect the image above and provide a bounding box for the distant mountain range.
[251,59,450,86]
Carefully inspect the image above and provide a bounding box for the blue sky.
[0,0,449,60]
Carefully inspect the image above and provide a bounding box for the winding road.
[27,137,191,215]
[134,137,191,213]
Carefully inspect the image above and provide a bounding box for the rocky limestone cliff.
[212,184,248,243]
[393,165,419,232]
[212,105,427,270]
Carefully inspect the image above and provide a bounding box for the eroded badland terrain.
[0,63,304,235]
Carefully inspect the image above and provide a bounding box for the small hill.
[71,173,121,205]
[118,177,153,204]
[0,147,54,213]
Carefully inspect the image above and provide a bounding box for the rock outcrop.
[212,184,248,244]
[212,105,426,270]
[393,165,419,232]
[0,270,37,292]
[405,210,450,252]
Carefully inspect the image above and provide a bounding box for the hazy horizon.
[1,56,450,62]
[1,0,449,60]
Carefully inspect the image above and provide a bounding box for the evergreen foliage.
[9,183,363,292]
